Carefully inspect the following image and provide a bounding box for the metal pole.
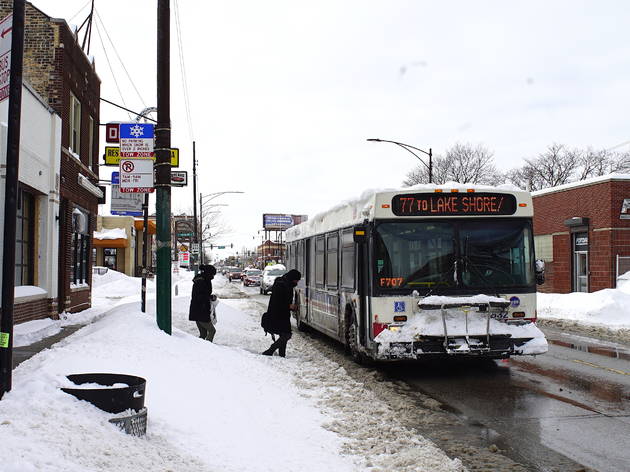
[192,141,198,274]
[141,193,149,313]
[155,0,171,334]
[199,193,203,264]
[428,148,433,184]
[0,0,25,399]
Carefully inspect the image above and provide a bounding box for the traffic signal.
[230,243,233,248]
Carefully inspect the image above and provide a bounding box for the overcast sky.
[32,0,630,256]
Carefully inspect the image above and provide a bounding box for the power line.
[68,0,91,23]
[174,0,194,142]
[93,18,132,120]
[94,9,147,109]
[606,140,630,152]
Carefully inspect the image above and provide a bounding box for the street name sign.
[104,146,179,167]
[119,158,154,193]
[0,14,12,103]
[120,123,154,157]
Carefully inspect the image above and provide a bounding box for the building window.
[69,92,81,157]
[15,188,35,286]
[326,233,338,288]
[71,207,90,285]
[88,115,94,168]
[103,248,117,270]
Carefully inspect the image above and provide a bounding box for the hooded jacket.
[189,268,215,322]
[264,270,301,334]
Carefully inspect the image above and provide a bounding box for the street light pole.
[367,138,433,183]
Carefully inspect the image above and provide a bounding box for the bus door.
[354,225,369,347]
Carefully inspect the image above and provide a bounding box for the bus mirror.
[353,226,367,243]
[535,259,545,285]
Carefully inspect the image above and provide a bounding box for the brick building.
[0,1,101,315]
[532,174,630,293]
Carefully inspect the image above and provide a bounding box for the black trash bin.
[61,373,147,436]
[61,373,146,413]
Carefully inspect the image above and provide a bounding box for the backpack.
[261,312,276,340]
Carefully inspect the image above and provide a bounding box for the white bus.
[285,184,548,362]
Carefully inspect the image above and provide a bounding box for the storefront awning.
[93,238,129,248]
[134,219,157,235]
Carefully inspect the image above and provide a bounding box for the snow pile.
[14,318,61,347]
[93,227,127,240]
[91,268,155,305]
[537,274,630,329]
[5,272,465,472]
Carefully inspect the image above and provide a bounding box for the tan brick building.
[532,174,630,293]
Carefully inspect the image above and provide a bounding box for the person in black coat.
[262,269,301,357]
[189,264,217,341]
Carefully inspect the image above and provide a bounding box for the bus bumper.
[376,334,548,360]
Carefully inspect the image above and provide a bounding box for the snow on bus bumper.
[373,315,548,359]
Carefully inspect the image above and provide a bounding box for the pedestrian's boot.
[262,348,274,356]
[278,346,286,358]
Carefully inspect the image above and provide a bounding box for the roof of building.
[532,173,630,197]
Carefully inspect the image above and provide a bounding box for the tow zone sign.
[119,158,154,193]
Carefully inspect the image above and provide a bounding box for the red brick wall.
[14,298,55,324]
[533,179,630,293]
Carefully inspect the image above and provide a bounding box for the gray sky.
[33,0,630,255]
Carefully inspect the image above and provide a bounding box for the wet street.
[384,327,630,472]
[239,281,629,471]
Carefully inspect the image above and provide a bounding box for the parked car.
[228,267,243,281]
[260,265,287,294]
[243,269,262,287]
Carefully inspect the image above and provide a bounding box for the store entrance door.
[573,232,589,292]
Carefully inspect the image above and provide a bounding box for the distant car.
[260,265,287,294]
[243,269,262,287]
[228,268,243,281]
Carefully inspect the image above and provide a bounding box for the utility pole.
[0,0,25,399]
[141,193,149,313]
[192,141,198,274]
[155,0,171,334]
[199,193,203,264]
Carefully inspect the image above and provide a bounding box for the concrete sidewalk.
[12,325,84,369]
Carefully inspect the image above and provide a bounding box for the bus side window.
[341,229,355,289]
[326,232,339,288]
[315,236,325,287]
[297,240,304,275]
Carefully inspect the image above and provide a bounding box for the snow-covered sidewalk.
[2,270,464,472]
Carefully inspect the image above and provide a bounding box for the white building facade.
[0,82,62,323]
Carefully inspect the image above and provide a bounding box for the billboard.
[262,214,308,230]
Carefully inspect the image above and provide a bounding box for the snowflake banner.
[120,123,155,157]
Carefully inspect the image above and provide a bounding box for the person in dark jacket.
[189,264,217,341]
[262,269,301,357]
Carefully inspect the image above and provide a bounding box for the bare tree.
[507,143,630,191]
[403,143,502,186]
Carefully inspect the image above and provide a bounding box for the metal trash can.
[61,373,147,436]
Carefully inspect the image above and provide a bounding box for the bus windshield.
[373,220,534,293]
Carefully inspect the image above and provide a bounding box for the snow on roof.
[532,173,630,197]
[287,181,528,241]
[93,227,127,240]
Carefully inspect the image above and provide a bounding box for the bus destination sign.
[392,192,518,216]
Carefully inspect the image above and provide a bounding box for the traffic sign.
[119,158,154,193]
[111,184,143,215]
[104,146,179,167]
[120,123,154,157]
[0,14,12,103]
[106,123,120,143]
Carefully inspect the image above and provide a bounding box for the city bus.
[285,184,548,362]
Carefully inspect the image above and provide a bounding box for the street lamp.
[367,138,433,183]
